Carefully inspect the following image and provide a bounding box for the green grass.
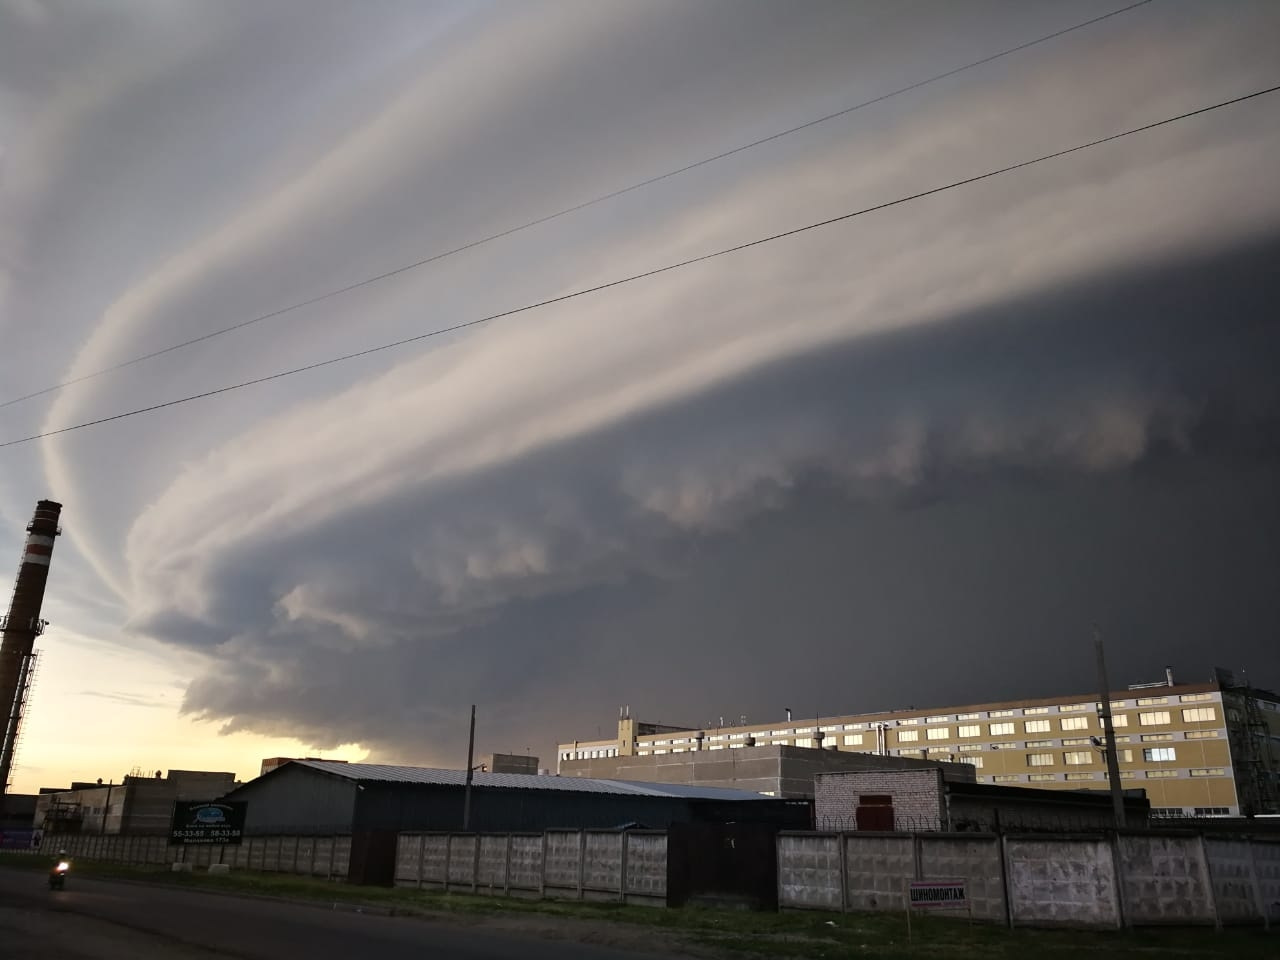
[2,852,1274,958]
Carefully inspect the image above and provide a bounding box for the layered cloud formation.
[1,1,1278,765]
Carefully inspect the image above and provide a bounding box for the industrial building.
[35,769,236,835]
[223,760,810,836]
[558,743,976,799]
[558,668,1280,817]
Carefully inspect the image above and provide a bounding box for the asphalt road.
[0,867,696,960]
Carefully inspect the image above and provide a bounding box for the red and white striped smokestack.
[0,499,62,799]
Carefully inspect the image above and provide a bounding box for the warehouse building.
[558,743,976,799]
[558,668,1280,817]
[222,760,811,836]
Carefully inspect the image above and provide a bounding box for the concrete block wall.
[919,835,1006,922]
[814,769,944,832]
[1117,834,1215,924]
[39,832,350,879]
[1005,837,1120,928]
[777,833,842,910]
[394,830,666,903]
[843,834,915,911]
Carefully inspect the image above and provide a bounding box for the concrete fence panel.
[477,835,508,891]
[248,837,265,871]
[448,834,478,888]
[1117,834,1215,925]
[844,834,914,912]
[420,834,449,885]
[544,830,582,896]
[1205,837,1262,923]
[624,832,667,901]
[1254,839,1280,924]
[331,835,352,878]
[583,831,623,899]
[394,834,423,887]
[509,834,543,891]
[919,834,1006,922]
[1006,837,1119,928]
[778,834,841,910]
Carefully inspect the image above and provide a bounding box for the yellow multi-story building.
[557,670,1280,817]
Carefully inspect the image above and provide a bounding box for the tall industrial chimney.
[0,500,62,801]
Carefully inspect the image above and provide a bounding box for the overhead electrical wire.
[0,0,1156,411]
[2,81,1275,452]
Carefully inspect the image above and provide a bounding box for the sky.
[1,0,1278,794]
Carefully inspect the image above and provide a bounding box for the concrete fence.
[37,832,352,880]
[394,829,668,905]
[778,830,1280,928]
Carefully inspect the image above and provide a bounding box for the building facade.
[558,670,1280,817]
[34,769,237,835]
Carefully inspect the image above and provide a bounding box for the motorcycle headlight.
[57,862,69,871]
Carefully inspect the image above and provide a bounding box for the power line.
[2,82,1274,452]
[0,0,1156,411]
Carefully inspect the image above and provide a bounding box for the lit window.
[926,727,950,741]
[638,750,650,756]
[957,713,980,721]
[843,734,863,746]
[959,756,983,768]
[729,743,743,749]
[1181,707,1217,723]
[1024,719,1051,734]
[796,728,814,735]
[820,725,841,732]
[654,749,667,755]
[844,724,864,731]
[900,749,923,758]
[1027,753,1054,767]
[1146,770,1177,778]
[957,744,983,752]
[1180,693,1213,703]
[1117,750,1133,763]
[990,742,1020,751]
[1061,738,1091,746]
[1141,734,1173,742]
[1024,707,1049,715]
[1064,751,1093,765]
[1060,703,1091,713]
[1136,697,1169,706]
[993,775,1020,783]
[958,725,981,738]
[1026,740,1053,748]
[708,744,724,751]
[1190,768,1224,777]
[1029,774,1056,782]
[989,710,1014,718]
[1143,747,1177,762]
[1060,716,1089,731]
[1139,712,1171,726]
[926,716,950,723]
[899,718,920,725]
[1109,715,1129,727]
[990,722,1015,736]
[898,730,919,743]
[1185,730,1220,740]
[1065,773,1096,781]
[795,738,813,749]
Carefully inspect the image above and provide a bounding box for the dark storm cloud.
[168,234,1280,760]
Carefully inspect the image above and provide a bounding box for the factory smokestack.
[0,500,62,801]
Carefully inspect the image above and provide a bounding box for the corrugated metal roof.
[289,760,770,801]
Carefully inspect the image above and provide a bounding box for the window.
[820,725,841,732]
[794,738,813,749]
[1109,714,1129,727]
[958,743,983,752]
[1096,700,1127,711]
[1097,736,1131,744]
[672,747,686,753]
[1026,740,1053,748]
[1139,711,1171,726]
[729,743,744,749]
[1181,707,1217,723]
[709,744,724,750]
[844,723,864,731]
[898,729,919,742]
[1185,730,1220,740]
[1027,753,1054,767]
[1060,702,1092,712]
[1190,768,1225,777]
[1146,770,1177,778]
[1062,738,1091,746]
[1029,774,1057,782]
[926,715,951,723]
[1141,734,1173,742]
[926,727,950,741]
[899,718,919,725]
[959,756,983,768]
[1136,696,1169,706]
[1065,773,1096,781]
[1060,716,1089,731]
[653,749,667,755]
[989,710,1014,718]
[1194,807,1230,816]
[958,725,981,738]
[796,728,814,734]
[993,775,1021,783]
[990,722,1015,736]
[637,750,650,756]
[1025,719,1051,734]
[1117,750,1133,763]
[844,734,863,746]
[770,730,792,737]
[1064,751,1093,765]
[1180,693,1213,703]
[1024,707,1049,715]
[1143,747,1177,762]
[957,713,980,721]
[990,742,1020,751]
[900,749,923,758]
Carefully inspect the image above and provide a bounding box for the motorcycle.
[48,859,69,890]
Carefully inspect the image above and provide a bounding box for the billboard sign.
[908,879,968,908]
[169,801,246,845]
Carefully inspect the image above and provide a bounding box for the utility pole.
[1094,630,1127,829]
[462,704,476,832]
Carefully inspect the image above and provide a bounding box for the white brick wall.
[815,769,945,831]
